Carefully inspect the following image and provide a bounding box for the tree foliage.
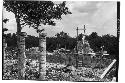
[55,31,70,38]
[3,18,9,23]
[3,0,71,32]
[77,33,83,41]
[5,31,118,57]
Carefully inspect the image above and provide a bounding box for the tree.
[3,18,9,23]
[102,34,118,57]
[77,33,83,41]
[55,31,71,49]
[89,32,98,39]
[85,32,102,52]
[85,32,118,58]
[3,0,71,80]
[55,31,70,38]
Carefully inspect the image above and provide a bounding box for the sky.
[3,1,117,37]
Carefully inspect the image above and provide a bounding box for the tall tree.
[3,0,71,80]
[55,31,71,49]
[86,32,101,52]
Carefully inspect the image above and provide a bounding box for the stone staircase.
[76,56,84,68]
[77,60,83,67]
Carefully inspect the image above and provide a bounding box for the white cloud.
[73,1,99,14]
[61,1,117,37]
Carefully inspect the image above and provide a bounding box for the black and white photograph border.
[0,0,124,82]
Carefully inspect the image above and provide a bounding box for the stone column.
[39,32,46,80]
[3,38,7,59]
[17,32,27,80]
[3,38,7,79]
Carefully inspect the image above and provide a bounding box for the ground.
[3,48,115,81]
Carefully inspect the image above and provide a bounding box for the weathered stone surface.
[39,32,46,80]
[17,32,27,80]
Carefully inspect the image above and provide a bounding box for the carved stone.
[17,32,27,80]
[39,32,46,80]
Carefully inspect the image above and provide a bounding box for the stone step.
[78,62,82,64]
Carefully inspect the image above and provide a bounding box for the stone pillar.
[39,32,46,80]
[3,38,7,59]
[17,32,27,80]
[3,38,7,79]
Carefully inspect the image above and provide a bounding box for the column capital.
[20,32,27,36]
[39,32,47,38]
[16,32,27,37]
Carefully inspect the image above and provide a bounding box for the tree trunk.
[15,16,26,80]
[39,32,46,80]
